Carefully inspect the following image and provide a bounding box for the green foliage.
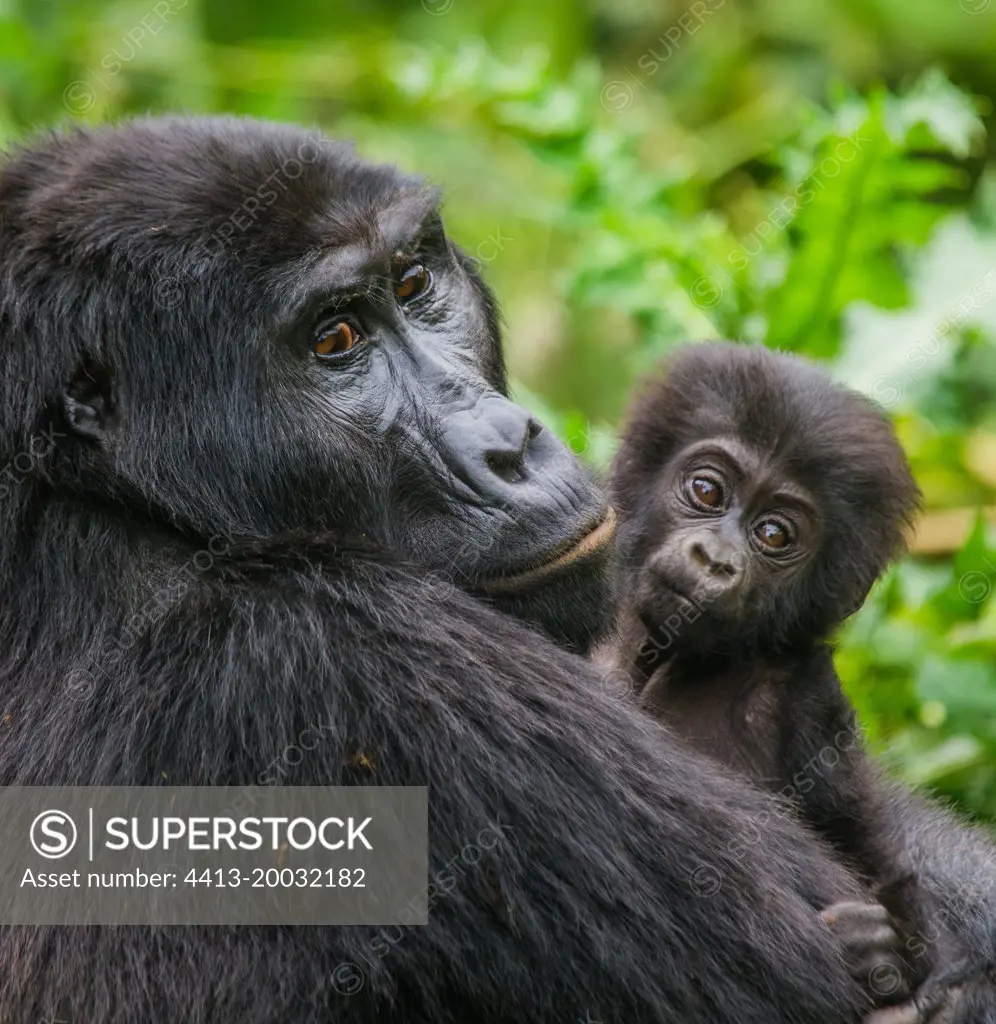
[839,518,996,810]
[2,0,996,818]
[762,80,980,357]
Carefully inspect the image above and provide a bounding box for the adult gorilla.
[0,118,991,1024]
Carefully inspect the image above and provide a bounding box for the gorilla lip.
[481,508,617,593]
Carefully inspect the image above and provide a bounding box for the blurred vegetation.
[3,0,996,817]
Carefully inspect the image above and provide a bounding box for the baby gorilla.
[601,341,929,1000]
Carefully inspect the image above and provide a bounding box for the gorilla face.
[623,434,824,656]
[0,117,612,647]
[610,341,921,659]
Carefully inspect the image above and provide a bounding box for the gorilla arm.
[0,540,871,1024]
[861,794,996,1023]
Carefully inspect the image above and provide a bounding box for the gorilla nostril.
[690,543,712,570]
[484,418,539,485]
[486,449,527,484]
[691,541,738,578]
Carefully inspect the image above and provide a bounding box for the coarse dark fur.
[601,341,996,1019]
[0,119,990,1024]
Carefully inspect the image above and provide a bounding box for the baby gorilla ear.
[62,357,116,444]
[838,587,874,622]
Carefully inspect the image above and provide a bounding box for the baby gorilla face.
[629,435,823,652]
[612,343,922,659]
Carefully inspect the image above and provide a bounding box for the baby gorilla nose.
[686,532,743,585]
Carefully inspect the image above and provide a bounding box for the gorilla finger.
[864,1005,926,1024]
[822,901,893,929]
[861,954,913,1003]
[920,986,962,1024]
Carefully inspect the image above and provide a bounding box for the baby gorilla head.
[610,342,920,660]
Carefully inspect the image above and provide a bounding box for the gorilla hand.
[821,902,917,1008]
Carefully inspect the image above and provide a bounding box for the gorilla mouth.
[637,586,698,631]
[480,508,617,593]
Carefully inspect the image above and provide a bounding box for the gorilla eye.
[314,320,361,359]
[689,476,724,510]
[396,263,431,303]
[754,519,792,552]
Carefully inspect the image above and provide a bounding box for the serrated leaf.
[886,69,985,160]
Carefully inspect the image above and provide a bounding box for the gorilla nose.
[687,533,742,581]
[484,419,541,484]
[443,393,553,499]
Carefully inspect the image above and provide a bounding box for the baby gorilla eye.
[314,320,361,359]
[689,475,724,509]
[754,518,792,551]
[396,263,431,303]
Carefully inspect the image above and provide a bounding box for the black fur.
[0,120,987,1024]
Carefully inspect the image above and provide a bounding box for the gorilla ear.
[839,578,875,621]
[62,357,116,444]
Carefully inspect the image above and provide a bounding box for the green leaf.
[902,736,985,787]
